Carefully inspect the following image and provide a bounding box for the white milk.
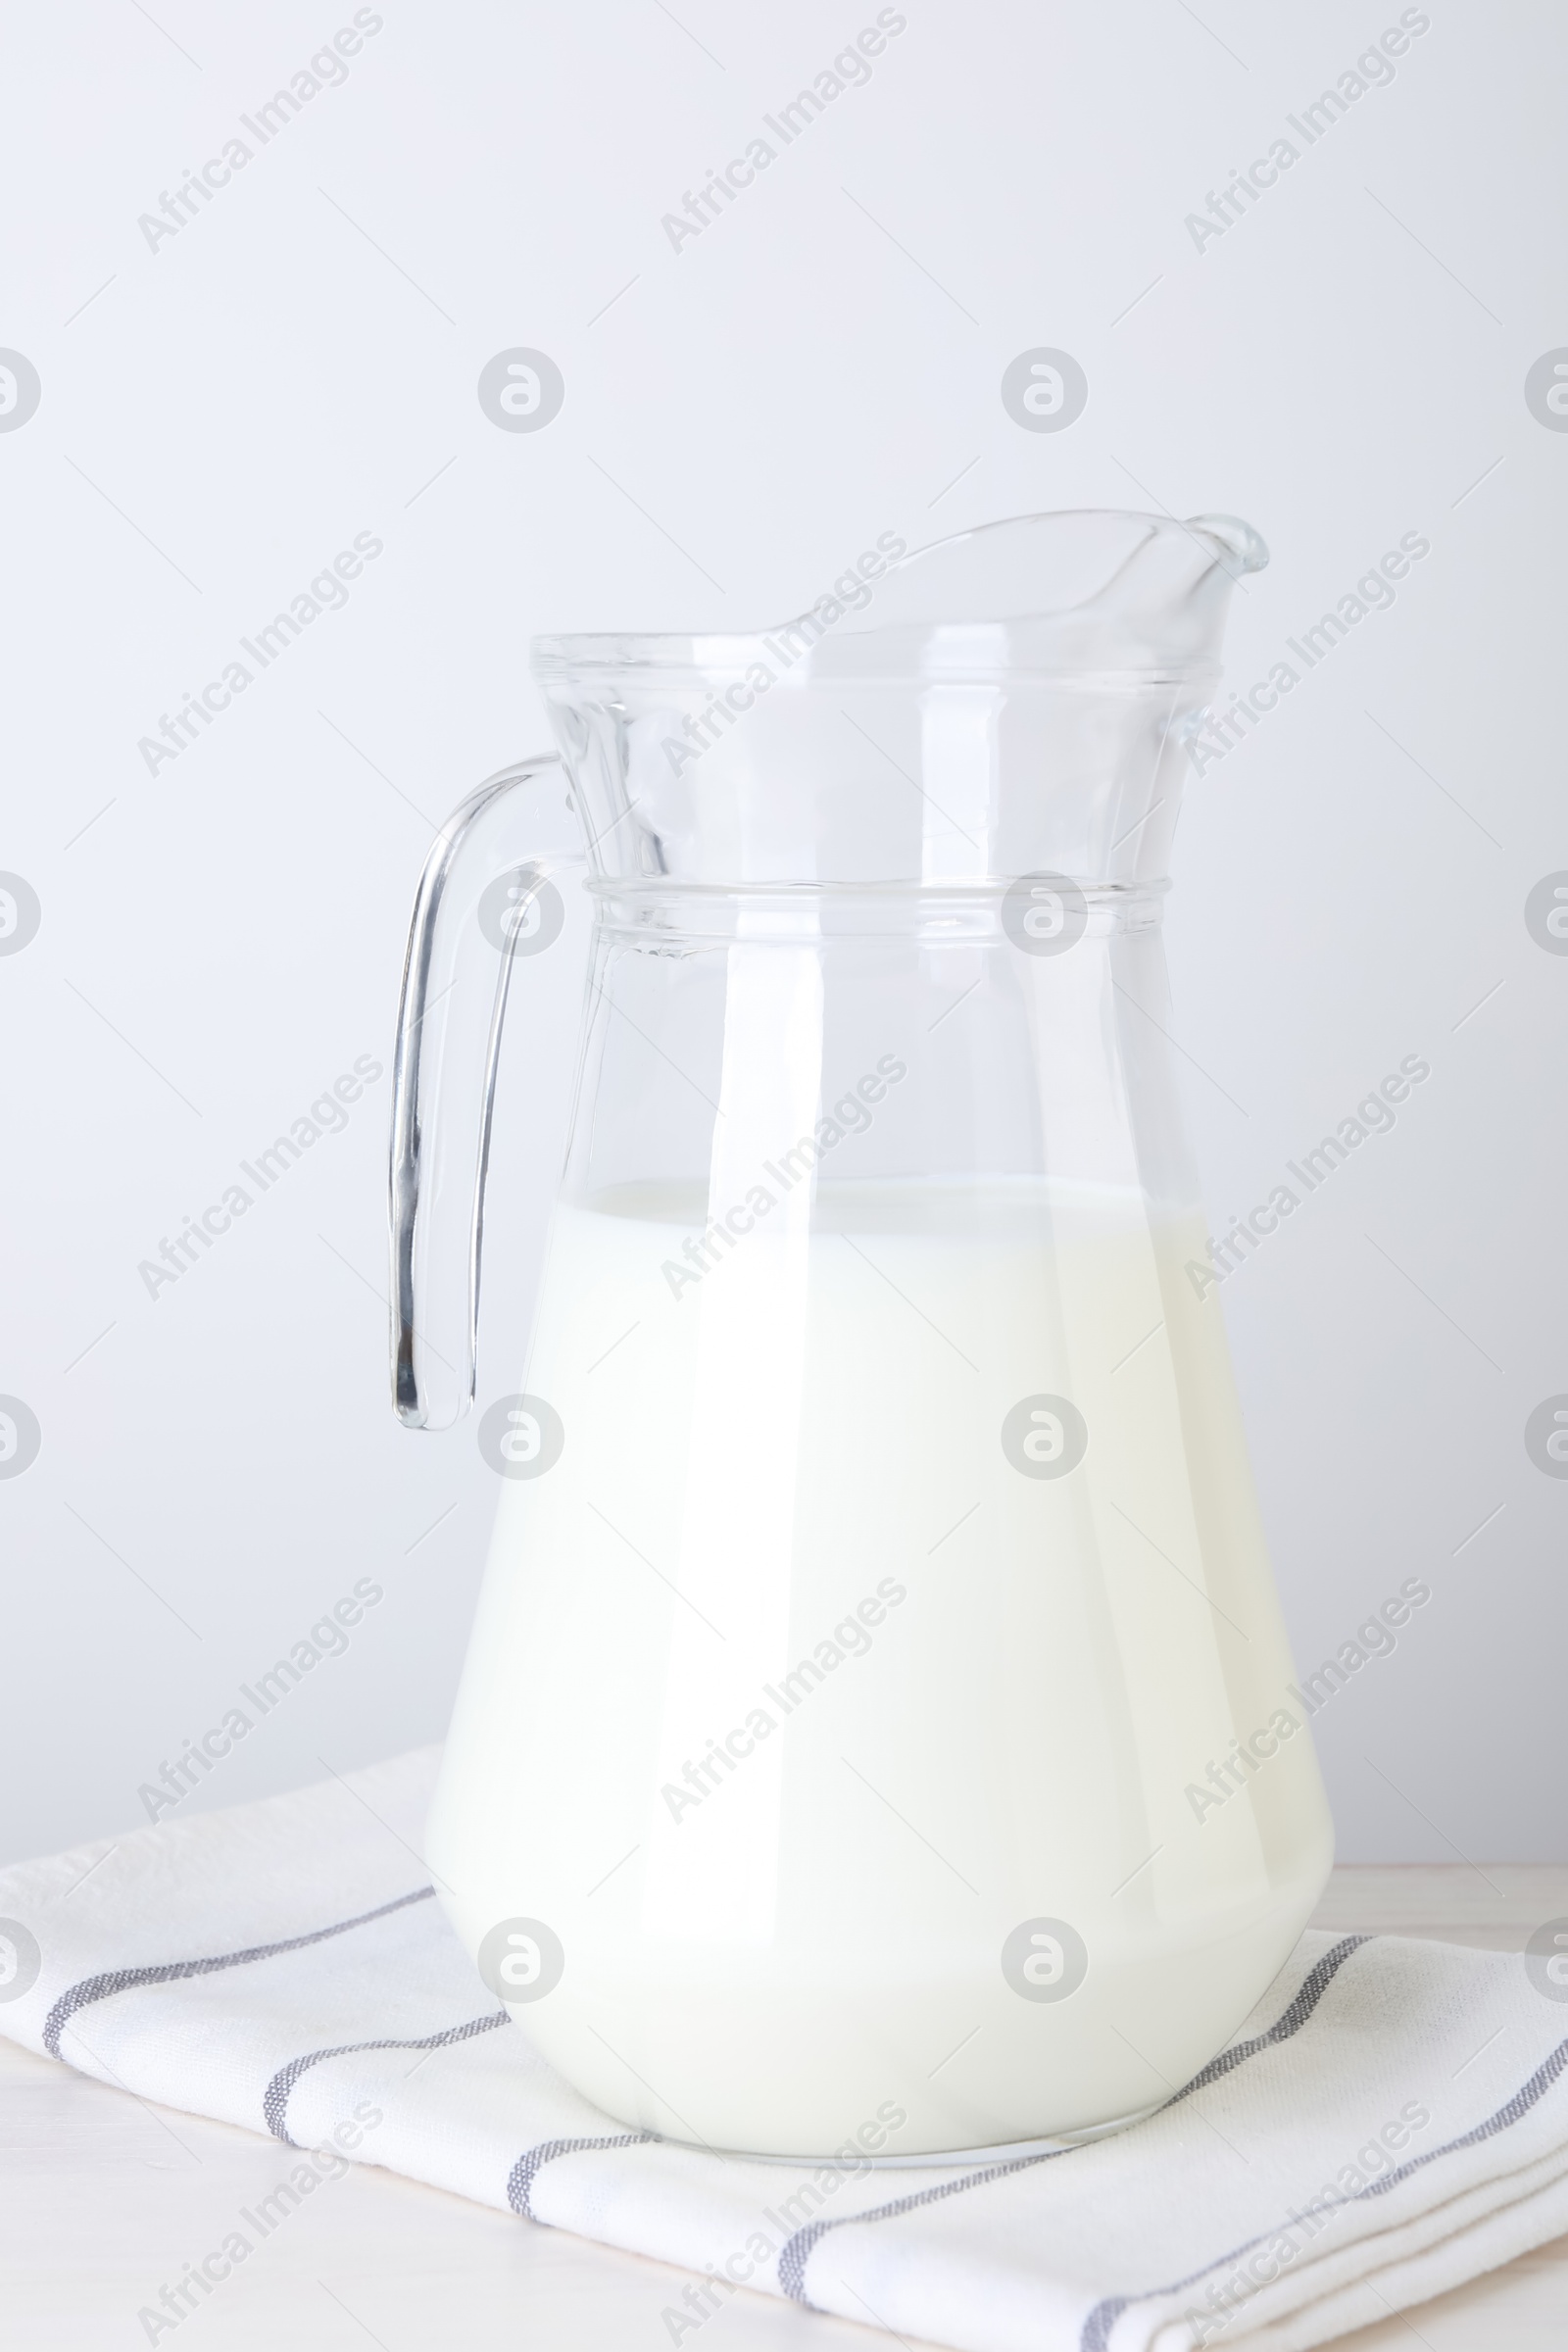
[428,1180,1333,2157]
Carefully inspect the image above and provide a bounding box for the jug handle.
[388,754,584,1431]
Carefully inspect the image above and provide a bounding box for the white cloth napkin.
[2,1746,1565,2352]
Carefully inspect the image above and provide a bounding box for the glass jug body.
[393,513,1334,2160]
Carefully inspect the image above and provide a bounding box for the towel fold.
[2,1746,1564,2352]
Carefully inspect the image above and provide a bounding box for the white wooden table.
[5,1867,1566,2349]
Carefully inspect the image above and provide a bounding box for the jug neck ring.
[536,647,1222,692]
[583,877,1170,944]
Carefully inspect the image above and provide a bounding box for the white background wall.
[3,0,1564,1866]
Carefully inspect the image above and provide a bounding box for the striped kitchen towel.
[2,1746,1566,2352]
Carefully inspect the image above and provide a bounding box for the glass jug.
[389,511,1334,2162]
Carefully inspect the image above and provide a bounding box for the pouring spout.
[819,507,1267,676]
[529,505,1269,895]
[1186,513,1269,579]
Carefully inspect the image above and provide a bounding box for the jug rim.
[529,507,1266,680]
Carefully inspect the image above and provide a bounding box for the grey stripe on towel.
[508,2133,657,2222]
[264,2007,510,2143]
[780,1934,1373,2311]
[1078,2034,1568,2350]
[43,1885,435,2059]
